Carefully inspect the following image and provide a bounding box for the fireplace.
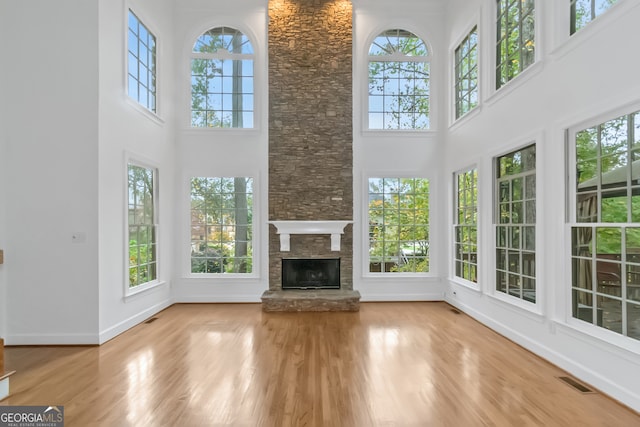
[262,0,360,311]
[282,258,340,290]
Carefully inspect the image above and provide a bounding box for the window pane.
[190,177,253,273]
[496,145,536,302]
[127,11,156,113]
[191,28,254,128]
[368,30,429,130]
[496,0,535,88]
[128,164,157,288]
[571,108,640,342]
[369,178,429,274]
[571,0,620,34]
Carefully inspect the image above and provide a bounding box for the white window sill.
[448,277,481,293]
[486,291,545,322]
[485,61,544,107]
[124,280,167,300]
[449,106,482,132]
[361,129,437,138]
[125,97,165,126]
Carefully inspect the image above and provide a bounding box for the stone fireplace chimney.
[263,0,360,311]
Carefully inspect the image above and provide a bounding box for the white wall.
[352,0,447,301]
[444,0,640,412]
[97,0,175,343]
[171,0,269,302]
[0,3,7,341]
[2,0,100,344]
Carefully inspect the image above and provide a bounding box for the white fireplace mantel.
[269,220,352,252]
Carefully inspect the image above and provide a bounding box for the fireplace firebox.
[282,258,340,290]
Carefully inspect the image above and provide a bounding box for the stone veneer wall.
[268,0,353,291]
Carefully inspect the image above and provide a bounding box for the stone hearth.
[261,289,360,312]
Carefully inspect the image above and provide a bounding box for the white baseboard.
[173,295,261,303]
[359,291,445,302]
[98,298,173,344]
[5,333,99,346]
[445,296,640,412]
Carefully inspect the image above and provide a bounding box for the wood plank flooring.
[1,302,638,426]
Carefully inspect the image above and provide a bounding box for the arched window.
[368,29,430,130]
[191,27,254,128]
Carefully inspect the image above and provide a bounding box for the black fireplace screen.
[282,258,340,290]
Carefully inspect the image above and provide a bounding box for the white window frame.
[570,0,621,35]
[366,28,431,132]
[125,155,162,297]
[188,176,256,277]
[491,141,541,313]
[453,166,480,289]
[486,0,543,102]
[189,27,255,129]
[365,176,431,277]
[566,104,640,343]
[495,0,536,91]
[453,26,479,121]
[126,7,162,122]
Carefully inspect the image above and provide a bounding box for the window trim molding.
[125,5,162,121]
[487,132,545,316]
[362,173,433,278]
[185,174,259,279]
[451,164,481,290]
[485,0,544,100]
[565,101,640,343]
[124,152,163,298]
[187,25,257,130]
[550,0,639,60]
[362,25,435,132]
[450,20,480,125]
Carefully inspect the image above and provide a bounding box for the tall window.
[496,145,536,303]
[191,27,254,128]
[454,168,478,283]
[190,177,253,274]
[128,163,158,288]
[127,10,156,113]
[571,0,619,34]
[496,0,535,89]
[368,29,430,130]
[570,110,640,341]
[368,178,429,273]
[454,27,479,120]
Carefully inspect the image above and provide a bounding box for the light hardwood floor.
[1,302,638,426]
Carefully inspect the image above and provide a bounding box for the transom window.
[571,0,619,34]
[570,110,640,340]
[368,178,429,273]
[454,26,479,120]
[127,10,156,112]
[454,168,478,283]
[191,27,254,128]
[496,0,535,89]
[128,163,158,289]
[368,29,430,130]
[495,145,536,303]
[190,177,253,274]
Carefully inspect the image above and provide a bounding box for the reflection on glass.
[572,258,592,290]
[597,295,622,334]
[628,302,640,339]
[596,227,621,256]
[573,290,594,322]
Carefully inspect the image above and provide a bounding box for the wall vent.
[450,308,461,314]
[144,317,159,324]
